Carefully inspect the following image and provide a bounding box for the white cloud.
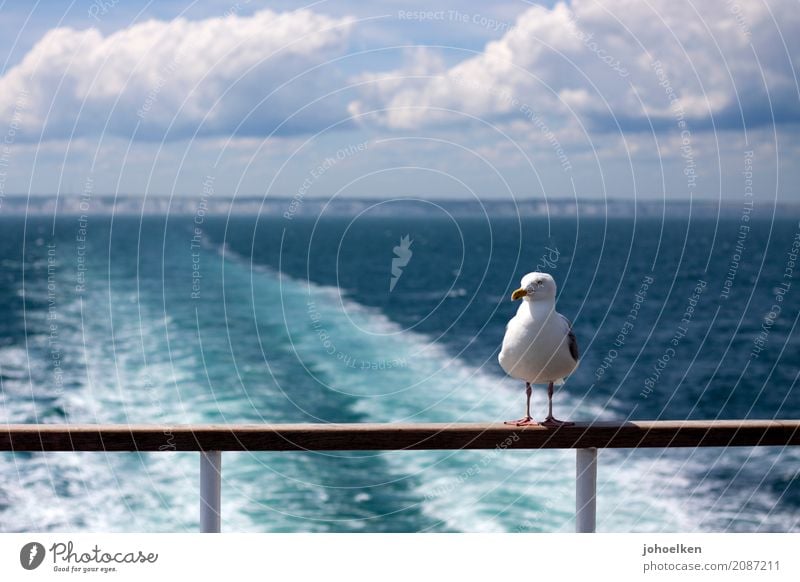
[0,9,354,141]
[349,0,800,133]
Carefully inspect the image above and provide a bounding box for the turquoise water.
[0,211,798,532]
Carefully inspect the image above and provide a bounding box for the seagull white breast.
[498,300,578,384]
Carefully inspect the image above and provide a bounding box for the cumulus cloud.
[349,0,800,133]
[0,9,353,141]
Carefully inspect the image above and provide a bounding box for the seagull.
[498,272,579,427]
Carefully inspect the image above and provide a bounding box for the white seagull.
[499,272,579,427]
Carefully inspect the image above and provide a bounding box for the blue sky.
[0,0,798,201]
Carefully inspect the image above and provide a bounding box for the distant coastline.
[0,194,796,219]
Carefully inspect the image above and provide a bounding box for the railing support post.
[576,447,597,533]
[200,450,222,533]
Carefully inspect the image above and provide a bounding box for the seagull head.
[511,272,557,302]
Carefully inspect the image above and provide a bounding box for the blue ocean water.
[0,209,798,532]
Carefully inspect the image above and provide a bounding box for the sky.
[0,0,798,202]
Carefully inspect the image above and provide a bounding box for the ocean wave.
[221,244,698,532]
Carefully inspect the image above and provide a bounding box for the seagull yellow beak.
[511,288,527,301]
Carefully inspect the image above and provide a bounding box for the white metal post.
[200,451,222,533]
[576,448,597,533]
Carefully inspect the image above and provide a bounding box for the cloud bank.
[0,0,797,145]
[0,9,353,141]
[350,0,800,134]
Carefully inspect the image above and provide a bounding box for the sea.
[0,206,799,532]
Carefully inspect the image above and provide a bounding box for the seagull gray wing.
[559,313,579,362]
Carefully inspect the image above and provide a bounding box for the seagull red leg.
[540,381,574,428]
[505,382,536,426]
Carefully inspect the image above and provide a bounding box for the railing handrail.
[4,420,799,532]
[2,420,799,451]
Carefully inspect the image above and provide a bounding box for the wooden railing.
[2,420,799,532]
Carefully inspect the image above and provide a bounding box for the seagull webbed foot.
[504,416,537,427]
[540,416,574,428]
